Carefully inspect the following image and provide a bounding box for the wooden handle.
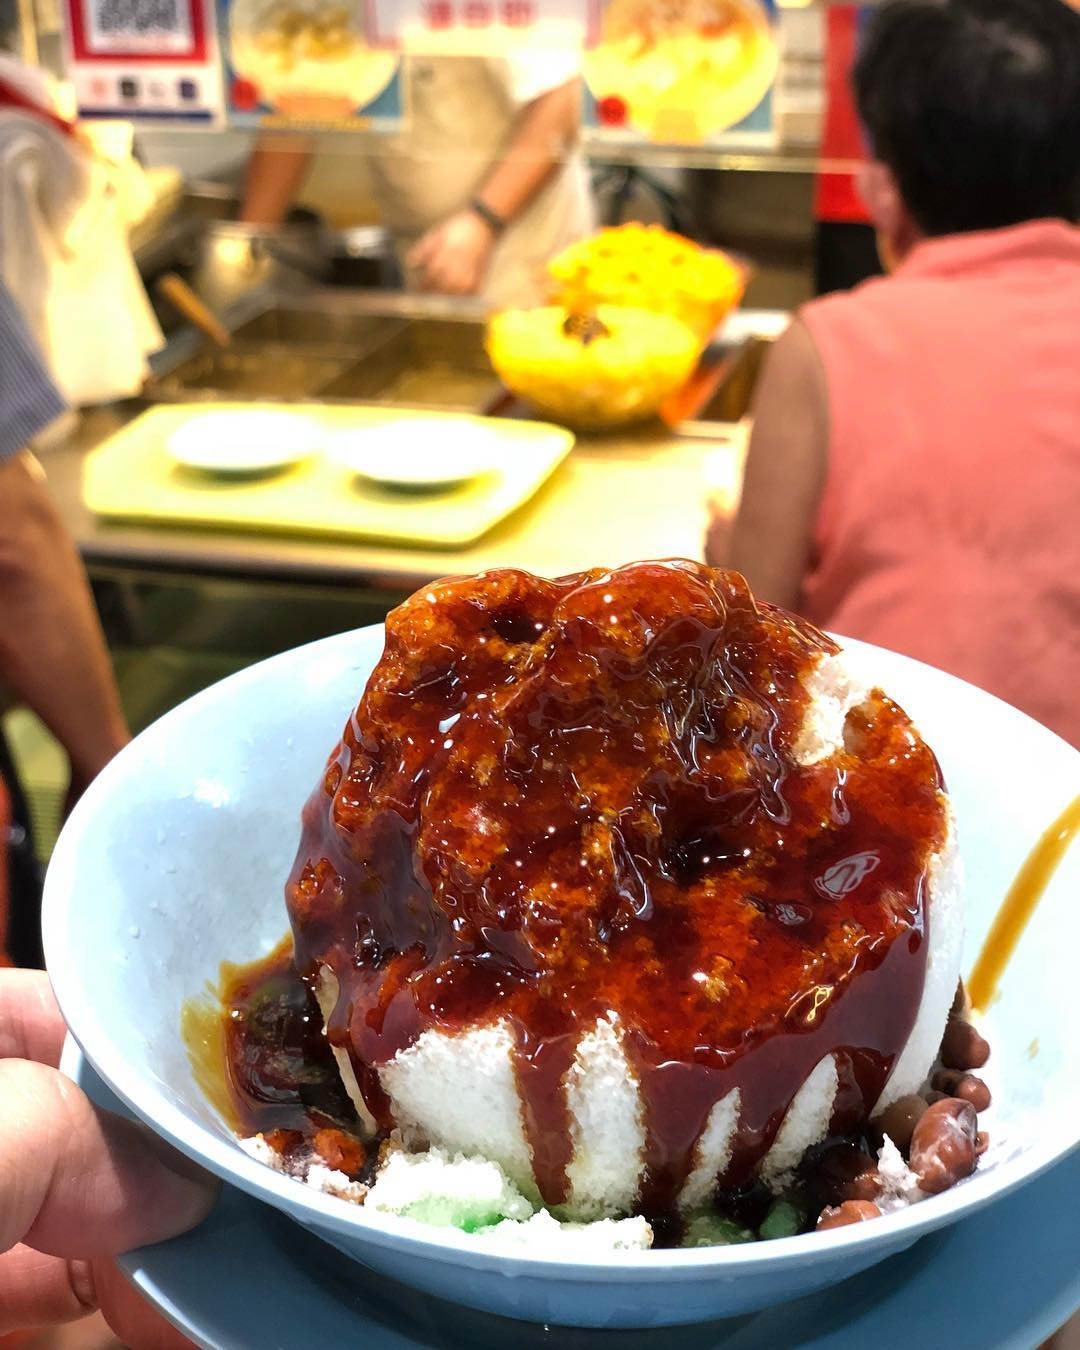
[156,273,232,349]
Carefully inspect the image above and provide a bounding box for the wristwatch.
[469,197,508,236]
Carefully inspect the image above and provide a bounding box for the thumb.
[0,1248,200,1343]
[0,1059,218,1259]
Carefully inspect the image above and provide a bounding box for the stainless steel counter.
[35,288,756,720]
[40,404,742,596]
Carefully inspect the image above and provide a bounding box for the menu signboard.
[63,0,779,144]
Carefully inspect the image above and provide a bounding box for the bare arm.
[238,133,317,226]
[476,77,581,224]
[0,454,129,793]
[408,78,582,294]
[710,319,829,611]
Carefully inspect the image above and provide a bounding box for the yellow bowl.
[486,304,700,431]
[549,225,746,346]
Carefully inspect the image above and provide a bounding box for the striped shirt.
[0,279,65,463]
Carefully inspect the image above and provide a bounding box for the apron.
[368,55,593,309]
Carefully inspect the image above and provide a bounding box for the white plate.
[62,1043,1080,1350]
[331,420,509,488]
[167,409,320,475]
[42,627,1080,1329]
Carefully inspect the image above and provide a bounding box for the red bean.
[814,1141,883,1205]
[931,1069,992,1112]
[940,1017,990,1071]
[909,1098,978,1194]
[951,979,967,1016]
[873,1093,929,1154]
[975,1131,990,1157]
[817,1200,882,1231]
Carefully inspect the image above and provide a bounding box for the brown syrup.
[967,793,1080,1014]
[283,561,946,1216]
[182,938,360,1141]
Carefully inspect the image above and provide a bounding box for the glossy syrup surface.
[182,938,360,1141]
[286,561,946,1214]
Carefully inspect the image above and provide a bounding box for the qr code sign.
[84,0,194,54]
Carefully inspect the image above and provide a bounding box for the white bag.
[0,98,163,406]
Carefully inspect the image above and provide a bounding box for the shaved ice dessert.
[214,560,990,1249]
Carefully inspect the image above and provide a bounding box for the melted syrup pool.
[182,938,360,1141]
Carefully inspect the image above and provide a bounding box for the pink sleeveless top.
[800,220,1080,747]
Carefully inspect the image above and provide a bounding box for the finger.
[0,1250,199,1346]
[425,259,458,294]
[405,234,436,268]
[0,1245,97,1332]
[0,1059,218,1258]
[0,970,66,1067]
[95,1261,200,1350]
[452,271,478,296]
[440,268,472,296]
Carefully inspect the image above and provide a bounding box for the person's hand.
[704,490,737,569]
[406,209,497,296]
[64,723,131,820]
[0,969,219,1343]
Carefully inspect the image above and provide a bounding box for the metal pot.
[189,209,335,312]
[326,225,400,288]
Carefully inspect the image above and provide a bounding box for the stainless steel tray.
[317,318,501,410]
[151,344,356,400]
[146,297,497,411]
[145,289,768,422]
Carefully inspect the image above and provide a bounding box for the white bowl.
[43,627,1080,1329]
[331,421,507,488]
[167,409,320,475]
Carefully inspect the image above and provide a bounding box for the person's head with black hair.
[853,0,1080,267]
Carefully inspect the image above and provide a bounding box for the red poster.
[813,5,871,226]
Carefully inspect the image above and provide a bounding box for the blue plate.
[66,1043,1080,1350]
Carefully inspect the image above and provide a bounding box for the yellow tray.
[82,404,575,549]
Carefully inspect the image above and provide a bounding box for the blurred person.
[712,0,1080,746]
[0,278,130,966]
[240,52,592,306]
[0,966,215,1344]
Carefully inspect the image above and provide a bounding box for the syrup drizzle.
[968,793,1080,1014]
